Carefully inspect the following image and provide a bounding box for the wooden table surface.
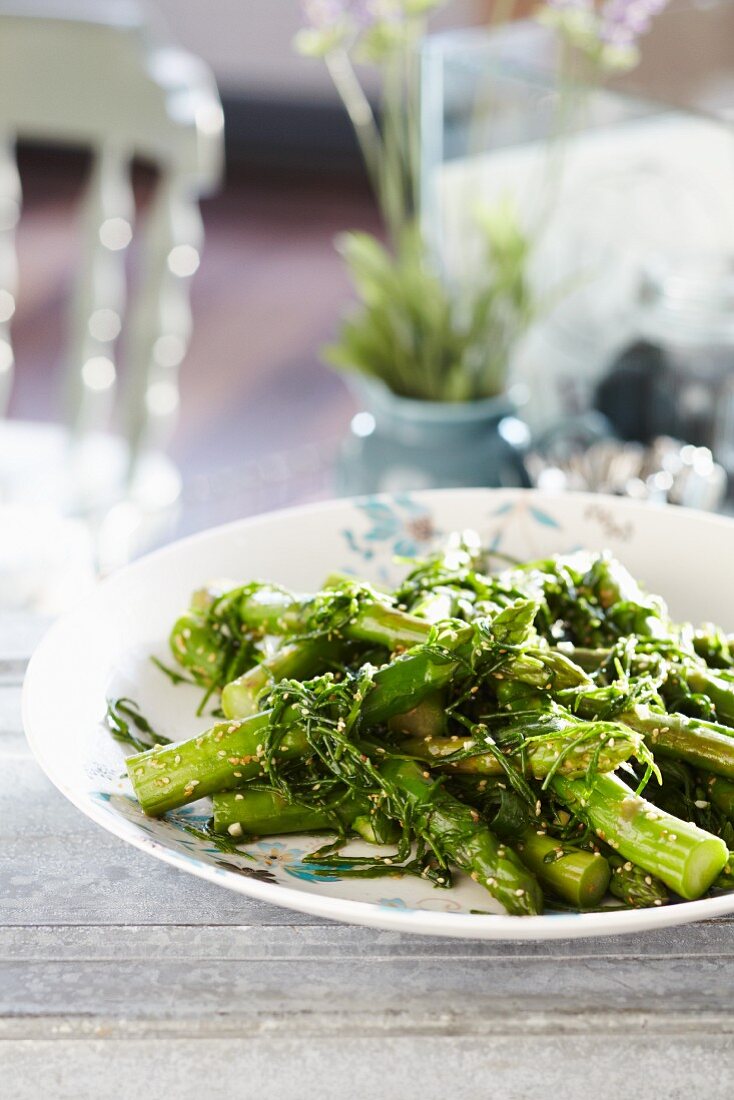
[4,612,734,1099]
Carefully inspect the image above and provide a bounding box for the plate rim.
[22,487,734,940]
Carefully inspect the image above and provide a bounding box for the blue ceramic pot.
[337,379,531,495]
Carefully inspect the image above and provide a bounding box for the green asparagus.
[113,541,734,917]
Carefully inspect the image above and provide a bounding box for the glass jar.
[633,260,734,474]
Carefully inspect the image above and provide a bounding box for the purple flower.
[598,0,668,47]
[301,0,374,30]
[544,0,594,11]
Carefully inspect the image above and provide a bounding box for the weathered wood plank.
[0,833,324,926]
[4,954,734,1021]
[3,1033,734,1100]
[5,921,734,961]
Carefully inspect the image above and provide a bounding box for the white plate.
[22,488,734,939]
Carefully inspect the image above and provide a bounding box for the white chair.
[0,1,224,602]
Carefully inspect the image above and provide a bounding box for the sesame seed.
[234,794,244,801]
[515,888,525,897]
[227,823,243,837]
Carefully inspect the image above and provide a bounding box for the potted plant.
[295,0,668,492]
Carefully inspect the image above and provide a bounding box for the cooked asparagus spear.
[379,758,544,916]
[514,828,611,909]
[446,778,611,908]
[212,786,370,838]
[606,852,669,908]
[127,711,301,816]
[707,775,734,820]
[222,637,345,719]
[238,582,430,650]
[399,714,639,780]
[552,771,727,900]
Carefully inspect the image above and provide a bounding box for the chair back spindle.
[66,142,134,437]
[122,167,204,474]
[0,138,20,416]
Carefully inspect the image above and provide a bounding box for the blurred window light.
[0,198,20,232]
[145,379,179,417]
[88,308,122,342]
[153,333,186,367]
[498,416,531,448]
[99,217,132,251]
[0,290,15,323]
[81,355,116,392]
[196,102,225,135]
[351,411,376,438]
[0,339,14,374]
[167,244,200,277]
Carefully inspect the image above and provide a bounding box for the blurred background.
[2,0,734,611]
